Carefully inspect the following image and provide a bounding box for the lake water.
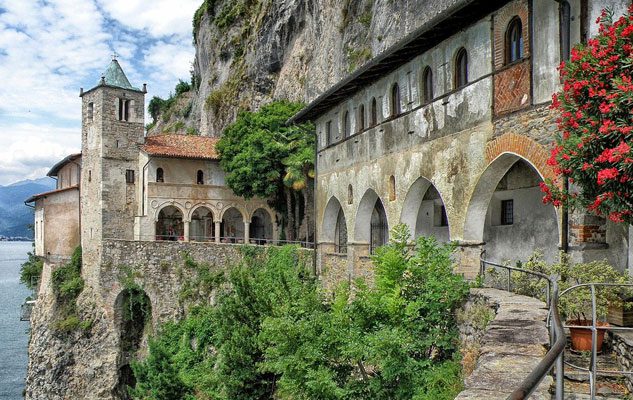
[0,241,32,399]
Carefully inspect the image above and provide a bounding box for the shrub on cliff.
[543,6,633,223]
[131,233,467,400]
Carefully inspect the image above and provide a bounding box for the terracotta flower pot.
[568,319,609,352]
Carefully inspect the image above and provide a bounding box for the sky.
[0,0,201,185]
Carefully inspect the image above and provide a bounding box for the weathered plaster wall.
[39,188,80,259]
[56,162,81,190]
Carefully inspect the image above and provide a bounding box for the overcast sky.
[0,0,201,185]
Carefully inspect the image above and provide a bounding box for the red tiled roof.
[25,185,79,204]
[142,134,220,160]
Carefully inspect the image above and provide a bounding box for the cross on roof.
[111,51,118,61]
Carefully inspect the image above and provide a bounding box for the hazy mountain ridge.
[0,178,55,239]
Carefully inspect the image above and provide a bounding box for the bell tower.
[79,55,146,283]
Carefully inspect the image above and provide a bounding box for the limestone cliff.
[149,0,464,136]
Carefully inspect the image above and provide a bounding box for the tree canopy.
[216,100,315,239]
[543,7,633,223]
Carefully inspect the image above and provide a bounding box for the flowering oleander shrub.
[543,7,633,223]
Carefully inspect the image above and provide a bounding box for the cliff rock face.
[152,0,462,136]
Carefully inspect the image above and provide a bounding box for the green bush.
[20,246,43,291]
[131,229,468,400]
[174,80,191,96]
[51,247,86,332]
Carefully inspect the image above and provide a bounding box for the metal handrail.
[480,253,565,400]
[558,283,633,398]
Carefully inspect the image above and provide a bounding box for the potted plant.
[508,252,631,351]
[554,255,631,352]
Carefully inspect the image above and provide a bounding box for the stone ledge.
[456,288,552,399]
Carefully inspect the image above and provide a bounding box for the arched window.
[343,110,351,138]
[357,104,365,132]
[389,175,396,201]
[370,97,378,126]
[196,170,204,185]
[348,184,353,204]
[391,83,401,117]
[156,168,164,183]
[335,208,348,254]
[422,66,434,103]
[370,199,388,253]
[455,48,468,89]
[506,17,523,64]
[560,1,571,62]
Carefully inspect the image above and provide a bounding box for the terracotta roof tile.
[142,134,220,160]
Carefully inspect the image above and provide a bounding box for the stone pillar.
[568,211,608,263]
[215,221,221,244]
[628,225,633,275]
[183,221,190,242]
[244,221,250,244]
[454,241,485,280]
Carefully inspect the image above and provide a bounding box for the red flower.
[597,168,619,185]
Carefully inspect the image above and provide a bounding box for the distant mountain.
[0,178,56,239]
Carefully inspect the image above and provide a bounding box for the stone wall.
[610,331,633,392]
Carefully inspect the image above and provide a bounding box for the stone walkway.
[455,288,552,400]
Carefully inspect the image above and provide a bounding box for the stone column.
[244,221,250,244]
[183,221,190,242]
[215,221,221,244]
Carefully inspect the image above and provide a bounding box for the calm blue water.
[0,241,31,399]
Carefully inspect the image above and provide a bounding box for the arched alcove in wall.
[190,206,214,242]
[400,177,450,242]
[354,189,389,253]
[463,153,559,263]
[156,205,184,241]
[113,288,152,399]
[251,208,273,244]
[221,207,244,243]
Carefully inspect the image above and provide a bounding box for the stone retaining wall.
[610,331,633,392]
[456,288,552,400]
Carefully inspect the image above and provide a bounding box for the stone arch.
[153,202,186,222]
[189,205,215,242]
[250,208,274,244]
[464,152,560,263]
[220,206,245,242]
[113,287,152,399]
[400,177,450,242]
[155,205,184,241]
[484,133,555,182]
[354,189,389,246]
[322,196,344,243]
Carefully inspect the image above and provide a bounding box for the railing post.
[507,268,511,292]
[590,284,597,399]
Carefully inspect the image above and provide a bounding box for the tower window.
[370,97,378,126]
[125,169,135,184]
[422,66,434,103]
[118,98,130,121]
[501,199,514,225]
[156,168,164,183]
[455,48,468,89]
[506,17,524,64]
[326,120,333,146]
[343,110,351,138]
[390,83,401,117]
[560,1,571,62]
[348,184,353,205]
[88,102,94,121]
[196,170,204,185]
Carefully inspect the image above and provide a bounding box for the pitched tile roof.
[47,153,81,177]
[142,134,221,160]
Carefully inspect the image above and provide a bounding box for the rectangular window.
[326,120,332,146]
[88,102,94,121]
[125,169,135,184]
[501,199,514,225]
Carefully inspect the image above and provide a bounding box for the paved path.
[455,288,552,400]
